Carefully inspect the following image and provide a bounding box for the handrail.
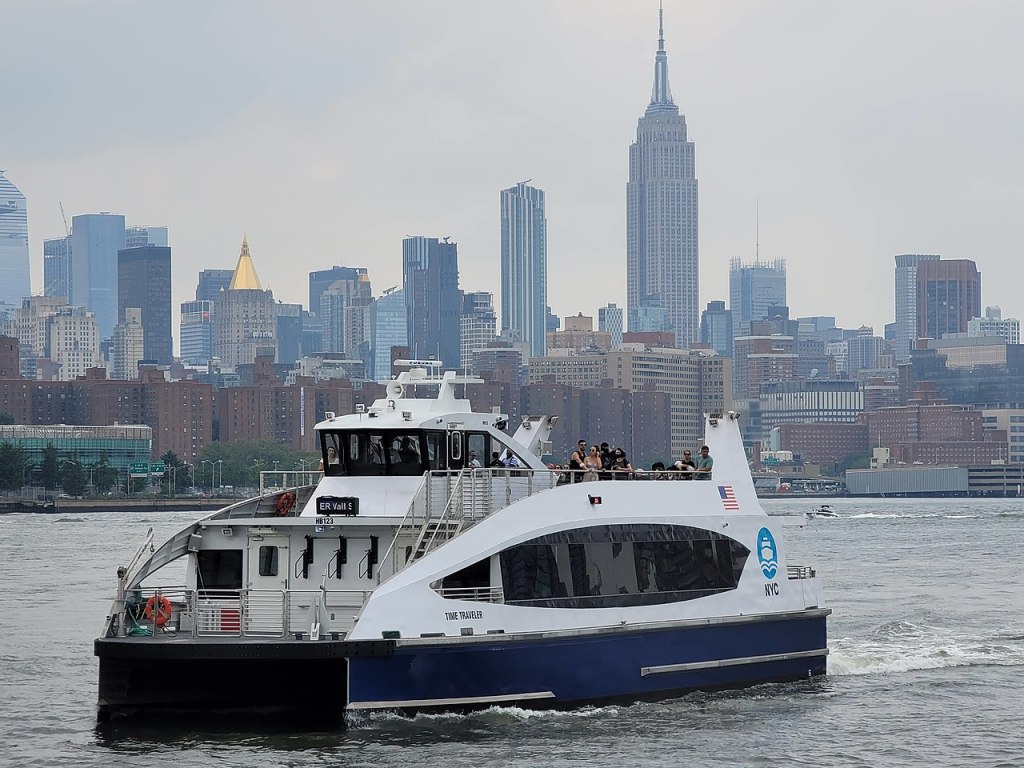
[413,471,466,559]
[106,586,374,640]
[787,565,816,579]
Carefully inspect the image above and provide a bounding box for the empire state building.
[626,7,698,347]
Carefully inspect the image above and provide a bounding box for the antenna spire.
[646,2,677,115]
[659,1,665,51]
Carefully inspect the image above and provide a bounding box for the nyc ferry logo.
[756,527,778,580]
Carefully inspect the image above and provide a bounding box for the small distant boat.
[807,504,839,519]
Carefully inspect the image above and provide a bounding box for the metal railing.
[787,565,816,580]
[378,467,711,581]
[109,585,373,640]
[432,585,505,602]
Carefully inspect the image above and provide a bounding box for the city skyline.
[5,2,1024,340]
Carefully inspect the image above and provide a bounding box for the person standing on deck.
[695,445,713,479]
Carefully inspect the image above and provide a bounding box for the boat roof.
[314,365,505,432]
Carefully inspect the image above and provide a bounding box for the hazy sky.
[6,1,1024,342]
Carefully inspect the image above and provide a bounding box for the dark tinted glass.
[196,549,243,591]
[497,524,749,609]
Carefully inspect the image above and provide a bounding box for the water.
[2,498,1023,767]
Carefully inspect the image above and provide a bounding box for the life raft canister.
[275,491,296,517]
[144,594,173,627]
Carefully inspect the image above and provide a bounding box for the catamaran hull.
[347,611,828,712]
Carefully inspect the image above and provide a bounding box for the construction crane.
[59,202,70,236]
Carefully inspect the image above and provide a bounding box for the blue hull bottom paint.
[348,613,828,711]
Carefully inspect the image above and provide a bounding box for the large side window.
[497,524,749,609]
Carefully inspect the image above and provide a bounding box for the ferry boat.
[94,363,830,721]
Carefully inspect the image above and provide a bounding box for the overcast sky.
[5,1,1024,343]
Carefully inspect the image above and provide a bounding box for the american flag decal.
[718,485,739,510]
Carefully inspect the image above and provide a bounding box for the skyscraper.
[894,254,940,361]
[179,300,214,365]
[460,291,497,368]
[729,257,786,339]
[626,9,698,348]
[308,266,369,319]
[0,171,31,308]
[125,225,168,248]
[70,212,126,340]
[111,307,145,380]
[196,269,233,302]
[212,237,277,367]
[598,303,624,347]
[500,182,548,358]
[916,259,981,341]
[700,300,733,358]
[364,287,407,381]
[316,270,372,355]
[402,236,461,366]
[118,245,172,365]
[43,235,71,301]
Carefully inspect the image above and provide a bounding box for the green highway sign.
[129,461,149,477]
[150,463,167,474]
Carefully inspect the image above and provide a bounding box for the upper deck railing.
[379,467,715,578]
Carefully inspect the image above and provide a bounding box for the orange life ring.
[275,491,296,517]
[144,594,173,627]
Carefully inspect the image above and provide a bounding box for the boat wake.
[346,704,619,730]
[828,620,1024,676]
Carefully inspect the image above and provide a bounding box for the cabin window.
[258,546,279,577]
[344,432,386,476]
[323,430,428,477]
[196,550,243,591]
[388,434,424,476]
[495,524,749,609]
[321,433,344,477]
[425,432,444,470]
[466,434,487,468]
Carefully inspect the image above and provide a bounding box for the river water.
[1,497,1022,767]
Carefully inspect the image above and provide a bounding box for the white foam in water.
[828,620,1024,676]
[348,703,618,728]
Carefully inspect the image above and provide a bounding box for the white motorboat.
[807,504,839,519]
[95,364,830,721]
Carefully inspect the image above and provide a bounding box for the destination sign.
[316,496,359,516]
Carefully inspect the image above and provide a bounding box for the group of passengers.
[549,440,635,483]
[549,441,713,483]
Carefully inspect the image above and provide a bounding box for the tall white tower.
[0,171,31,308]
[500,181,548,358]
[626,7,698,347]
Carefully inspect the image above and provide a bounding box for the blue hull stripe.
[348,615,827,709]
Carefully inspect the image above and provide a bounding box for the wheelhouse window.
[493,524,750,609]
[321,430,428,477]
